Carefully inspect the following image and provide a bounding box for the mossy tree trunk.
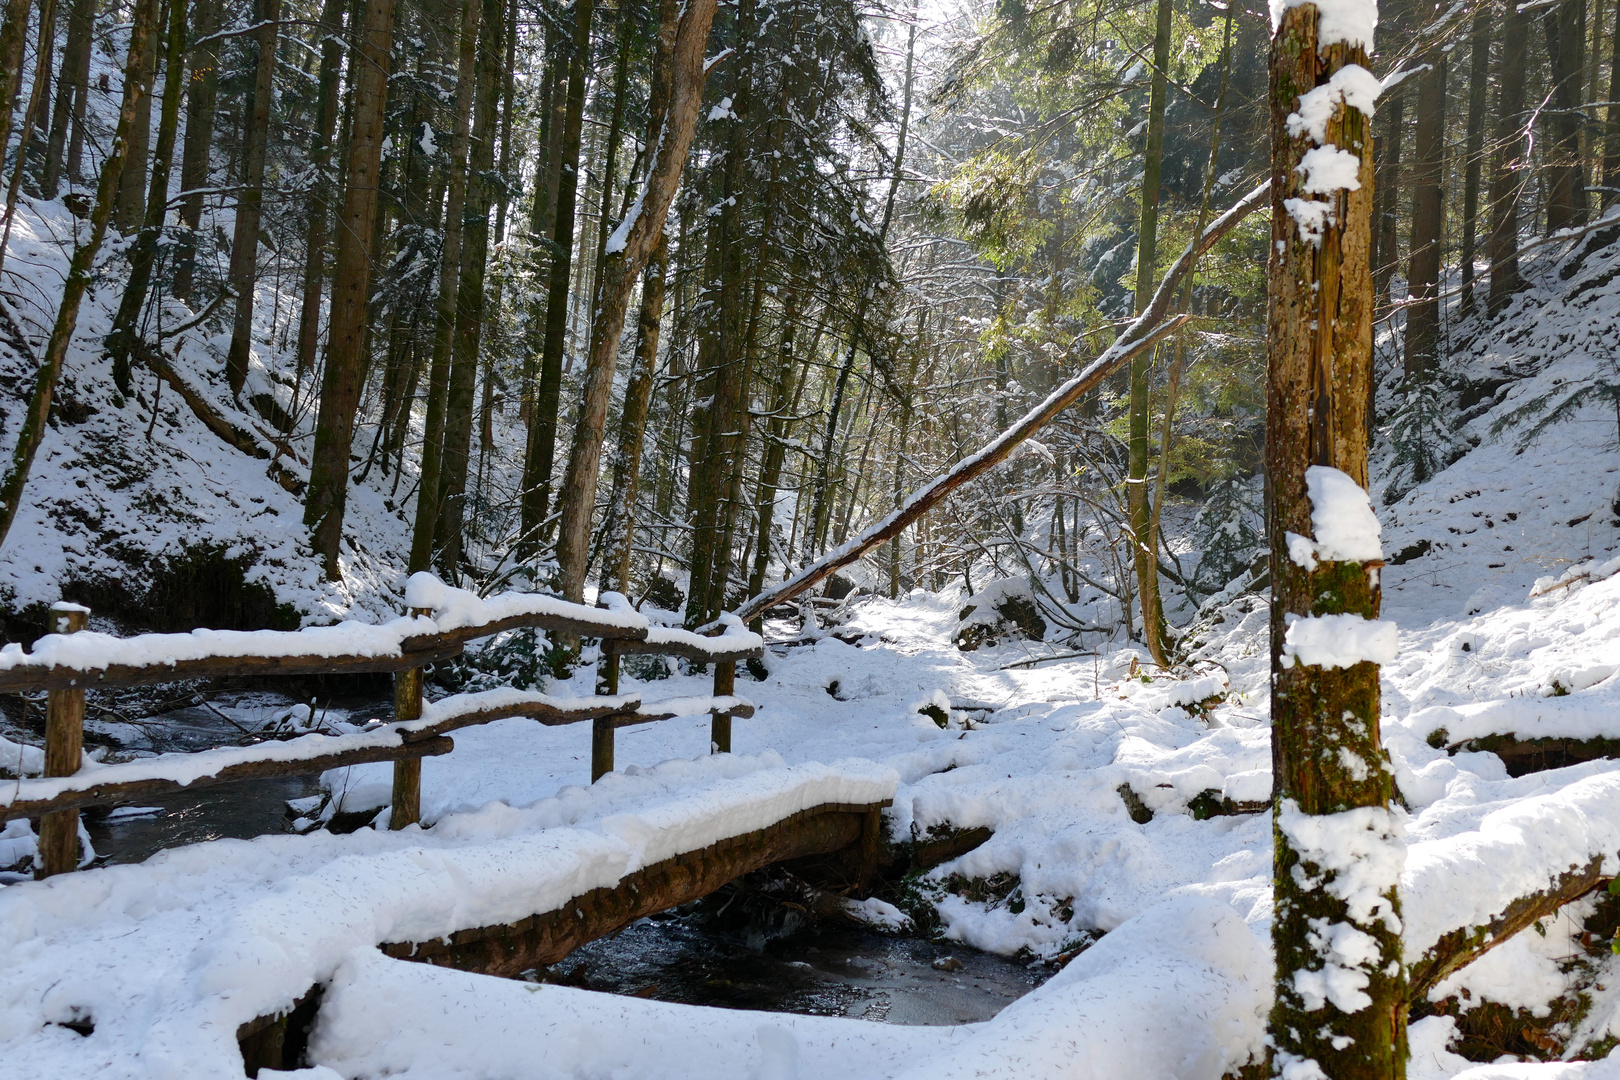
[1127,0,1173,668]
[1268,6,1407,1079]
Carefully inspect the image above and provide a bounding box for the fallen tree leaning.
[719,178,1273,629]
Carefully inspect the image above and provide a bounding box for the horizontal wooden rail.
[0,576,763,694]
[1,735,454,819]
[5,579,769,870]
[394,690,756,743]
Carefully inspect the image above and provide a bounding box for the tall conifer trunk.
[106,0,191,394]
[171,0,220,304]
[304,0,395,580]
[432,0,504,579]
[1459,12,1490,317]
[1488,2,1529,314]
[41,0,94,195]
[224,0,284,398]
[1403,47,1445,379]
[293,0,347,373]
[407,0,481,573]
[1544,0,1589,233]
[114,0,161,233]
[519,0,596,559]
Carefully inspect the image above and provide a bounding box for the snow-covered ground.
[3,44,1620,1074]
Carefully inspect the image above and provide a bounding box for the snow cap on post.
[1269,0,1378,49]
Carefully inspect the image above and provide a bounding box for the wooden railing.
[1,575,764,878]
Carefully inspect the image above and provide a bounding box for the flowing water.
[552,912,1052,1025]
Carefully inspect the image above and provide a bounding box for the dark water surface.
[554,913,1051,1025]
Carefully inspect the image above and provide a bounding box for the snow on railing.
[6,577,765,876]
[0,573,763,691]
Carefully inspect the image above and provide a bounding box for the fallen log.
[1444,733,1620,777]
[720,179,1272,628]
[1407,855,1607,1002]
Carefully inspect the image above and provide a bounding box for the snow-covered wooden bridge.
[0,574,902,1075]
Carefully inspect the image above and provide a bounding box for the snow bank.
[306,896,1264,1080]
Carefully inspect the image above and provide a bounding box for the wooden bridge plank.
[379,801,891,978]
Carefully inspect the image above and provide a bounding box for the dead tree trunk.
[303,0,395,580]
[1267,7,1406,1079]
[0,0,156,551]
[554,0,721,604]
[224,0,284,399]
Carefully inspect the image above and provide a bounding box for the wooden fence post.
[711,659,734,754]
[389,605,432,829]
[37,602,89,878]
[592,644,617,782]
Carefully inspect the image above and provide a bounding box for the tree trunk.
[727,182,1270,628]
[1126,0,1173,667]
[0,0,35,198]
[106,0,190,395]
[0,0,156,551]
[224,0,283,398]
[41,0,93,196]
[518,0,595,559]
[1460,12,1491,317]
[555,0,720,603]
[1267,9,1406,1079]
[749,297,808,624]
[1605,0,1620,208]
[803,15,914,575]
[114,0,161,233]
[407,0,481,574]
[293,0,347,373]
[1403,50,1445,379]
[171,0,220,304]
[23,0,54,174]
[1545,0,1589,233]
[1489,2,1530,314]
[303,0,395,581]
[431,0,504,580]
[600,236,665,594]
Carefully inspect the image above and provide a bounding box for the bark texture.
[1267,10,1406,1079]
[553,0,721,603]
[303,0,395,580]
